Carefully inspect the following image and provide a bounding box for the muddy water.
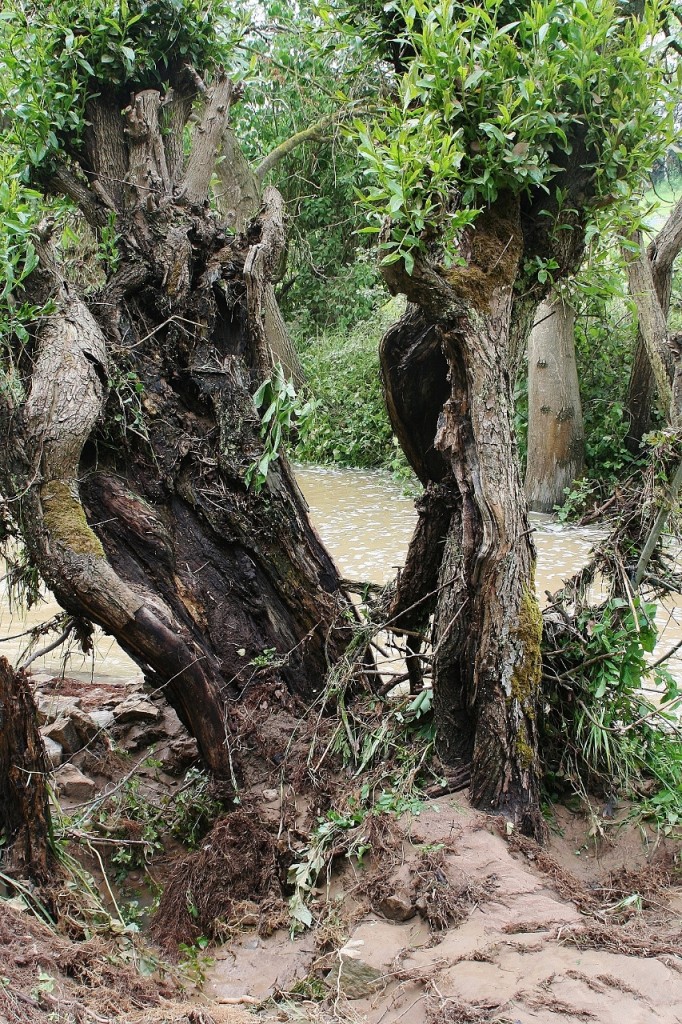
[1,465,680,680]
[296,466,682,683]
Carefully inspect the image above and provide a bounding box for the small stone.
[113,696,161,725]
[43,736,63,769]
[375,891,416,922]
[262,788,279,803]
[36,694,82,725]
[56,764,95,801]
[70,709,101,745]
[164,736,199,773]
[327,958,383,1000]
[42,716,80,754]
[89,710,115,731]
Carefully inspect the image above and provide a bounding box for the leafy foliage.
[0,0,235,177]
[245,363,318,492]
[543,596,682,835]
[349,0,675,272]
[294,299,411,474]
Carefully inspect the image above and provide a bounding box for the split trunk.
[0,76,351,784]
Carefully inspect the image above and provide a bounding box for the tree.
[0,0,357,785]
[625,193,682,446]
[0,659,53,885]
[525,295,585,513]
[348,0,672,834]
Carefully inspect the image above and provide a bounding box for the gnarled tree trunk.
[381,202,543,835]
[0,73,352,784]
[525,296,585,512]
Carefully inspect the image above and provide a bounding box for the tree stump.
[0,657,53,884]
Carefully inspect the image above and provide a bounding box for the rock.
[42,716,80,754]
[375,890,416,922]
[89,710,115,731]
[165,735,199,773]
[43,736,63,769]
[113,696,161,725]
[159,707,185,740]
[36,694,82,725]
[56,764,95,801]
[123,720,168,751]
[262,788,279,803]
[327,958,383,1000]
[70,709,101,745]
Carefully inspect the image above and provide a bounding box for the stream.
[1,464,680,683]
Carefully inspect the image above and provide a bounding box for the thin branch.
[49,165,112,227]
[18,621,75,671]
[255,112,337,182]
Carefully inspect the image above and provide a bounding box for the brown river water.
[1,464,681,683]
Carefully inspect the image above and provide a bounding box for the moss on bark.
[40,480,105,557]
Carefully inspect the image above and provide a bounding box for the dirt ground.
[3,793,680,1024]
[201,797,681,1024]
[2,671,680,1024]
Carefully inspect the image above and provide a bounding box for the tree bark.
[624,230,682,428]
[380,201,543,836]
[216,128,304,384]
[525,296,585,512]
[0,659,53,885]
[625,195,682,446]
[0,74,353,786]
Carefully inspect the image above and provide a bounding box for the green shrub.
[293,298,410,475]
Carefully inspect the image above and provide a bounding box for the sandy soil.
[2,670,680,1024]
[196,797,681,1024]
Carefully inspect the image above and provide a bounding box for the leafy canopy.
[348,0,677,273]
[0,0,236,178]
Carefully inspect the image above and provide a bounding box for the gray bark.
[626,195,682,443]
[525,296,585,512]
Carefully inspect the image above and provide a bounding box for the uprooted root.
[0,901,172,1024]
[411,851,490,931]
[557,921,682,958]
[152,810,287,950]
[425,992,510,1024]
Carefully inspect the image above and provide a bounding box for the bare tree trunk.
[380,202,543,836]
[625,195,682,446]
[525,296,585,512]
[0,75,352,785]
[216,128,304,384]
[0,659,53,885]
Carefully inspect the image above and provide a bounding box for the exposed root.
[425,992,508,1024]
[557,920,682,958]
[152,810,286,949]
[0,901,173,1024]
[411,850,490,931]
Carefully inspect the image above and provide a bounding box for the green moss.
[444,203,523,313]
[515,730,535,770]
[510,582,542,712]
[40,480,104,557]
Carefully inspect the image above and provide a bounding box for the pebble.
[56,764,96,801]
